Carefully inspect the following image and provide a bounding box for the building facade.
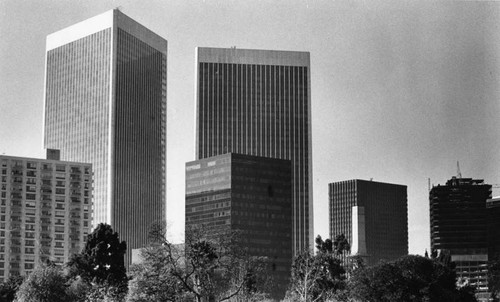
[186,153,292,298]
[43,10,167,265]
[430,177,492,300]
[195,47,312,254]
[329,179,408,266]
[0,151,92,280]
[487,197,500,261]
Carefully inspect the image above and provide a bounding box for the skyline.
[1,1,499,255]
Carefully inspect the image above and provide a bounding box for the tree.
[126,244,185,302]
[332,234,350,256]
[315,235,333,254]
[348,254,478,302]
[67,223,128,302]
[0,275,24,302]
[488,254,500,301]
[15,264,69,302]
[286,251,325,302]
[68,223,127,286]
[287,235,348,302]
[127,222,271,302]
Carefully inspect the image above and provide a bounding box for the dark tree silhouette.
[68,223,127,285]
[349,255,477,302]
[0,275,24,302]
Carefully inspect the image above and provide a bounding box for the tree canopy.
[349,254,477,302]
[286,235,349,302]
[68,223,127,286]
[127,222,271,302]
[15,264,69,302]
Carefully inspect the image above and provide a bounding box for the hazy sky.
[1,0,499,254]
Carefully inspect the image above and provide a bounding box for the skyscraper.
[0,151,92,280]
[185,153,292,299]
[430,177,492,300]
[43,10,167,265]
[487,197,500,261]
[329,179,408,266]
[195,47,312,253]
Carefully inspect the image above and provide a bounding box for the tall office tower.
[186,153,292,299]
[430,177,492,301]
[195,47,312,253]
[0,151,92,281]
[43,10,167,265]
[329,179,408,266]
[487,197,500,260]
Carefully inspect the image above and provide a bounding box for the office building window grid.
[113,28,167,251]
[197,61,310,253]
[44,29,111,226]
[43,10,167,267]
[329,179,408,266]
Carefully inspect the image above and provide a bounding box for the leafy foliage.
[287,235,349,302]
[68,223,127,286]
[0,275,24,302]
[15,264,69,302]
[127,222,271,302]
[126,244,185,302]
[488,254,500,301]
[349,255,478,302]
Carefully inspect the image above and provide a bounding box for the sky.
[1,0,499,254]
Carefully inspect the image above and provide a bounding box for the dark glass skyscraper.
[487,197,500,260]
[43,10,167,265]
[430,177,492,299]
[186,153,292,299]
[329,179,408,266]
[195,47,312,253]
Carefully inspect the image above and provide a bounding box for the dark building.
[43,10,167,266]
[430,177,492,300]
[329,179,408,266]
[487,197,500,261]
[195,47,312,254]
[185,153,292,299]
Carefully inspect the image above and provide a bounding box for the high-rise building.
[195,47,312,253]
[0,151,92,281]
[329,179,408,266]
[430,176,492,300]
[185,153,292,298]
[487,197,500,261]
[43,10,167,265]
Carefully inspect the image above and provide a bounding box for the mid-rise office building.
[329,179,408,266]
[430,176,492,300]
[195,47,312,254]
[43,10,167,265]
[0,151,92,280]
[186,153,292,299]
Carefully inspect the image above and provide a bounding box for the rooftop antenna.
[457,161,462,179]
[428,178,431,192]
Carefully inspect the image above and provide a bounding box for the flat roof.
[0,154,91,166]
[197,47,309,67]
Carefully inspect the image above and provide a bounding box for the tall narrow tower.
[195,47,313,253]
[43,10,167,265]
